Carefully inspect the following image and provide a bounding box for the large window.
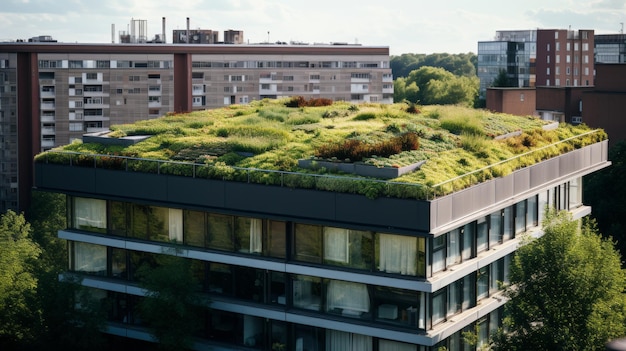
[378,233,423,276]
[72,197,106,233]
[326,330,372,351]
[293,275,322,311]
[235,217,262,254]
[374,286,425,329]
[70,242,106,275]
[324,227,373,269]
[326,280,370,317]
[207,213,234,251]
[294,224,322,263]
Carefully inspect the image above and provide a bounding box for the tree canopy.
[390,53,477,78]
[492,210,626,351]
[394,66,479,106]
[0,210,41,347]
[137,248,204,351]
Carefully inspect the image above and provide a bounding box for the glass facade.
[62,177,582,350]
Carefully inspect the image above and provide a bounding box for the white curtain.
[249,218,262,253]
[326,330,372,351]
[74,197,106,229]
[168,208,183,242]
[326,280,369,313]
[379,339,417,351]
[324,227,349,263]
[448,228,460,265]
[73,242,106,273]
[379,234,416,275]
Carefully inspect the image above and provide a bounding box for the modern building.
[0,42,393,213]
[33,101,609,350]
[594,34,626,63]
[477,29,595,100]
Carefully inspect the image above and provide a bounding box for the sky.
[1,0,625,56]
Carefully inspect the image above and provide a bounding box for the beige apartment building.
[0,43,393,213]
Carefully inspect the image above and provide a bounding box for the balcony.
[41,127,56,135]
[41,102,56,110]
[41,139,55,148]
[41,115,55,122]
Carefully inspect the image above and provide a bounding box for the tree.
[137,248,204,351]
[491,210,626,351]
[0,210,42,348]
[397,66,478,106]
[492,69,511,87]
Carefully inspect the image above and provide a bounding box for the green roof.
[35,98,607,199]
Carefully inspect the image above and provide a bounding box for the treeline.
[390,53,477,79]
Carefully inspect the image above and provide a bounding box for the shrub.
[353,112,377,121]
[314,132,419,162]
[284,96,333,108]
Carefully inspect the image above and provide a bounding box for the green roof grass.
[36,98,607,199]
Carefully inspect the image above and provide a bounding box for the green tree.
[27,191,108,351]
[492,210,626,351]
[137,248,204,351]
[492,69,511,87]
[398,66,478,106]
[0,210,42,348]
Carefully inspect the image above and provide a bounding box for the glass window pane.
[489,211,502,246]
[432,235,446,273]
[293,275,322,311]
[209,263,233,295]
[235,217,262,254]
[377,233,417,276]
[527,195,538,227]
[348,229,373,270]
[207,213,234,251]
[477,267,489,300]
[477,217,488,253]
[462,223,474,260]
[515,201,526,234]
[294,224,322,263]
[448,229,461,266]
[503,206,513,241]
[109,201,127,236]
[73,197,106,233]
[432,291,446,326]
[184,210,205,247]
[72,242,106,275]
[270,272,286,305]
[111,248,127,279]
[324,227,349,264]
[267,220,286,258]
[326,280,370,318]
[129,204,148,240]
[374,286,422,328]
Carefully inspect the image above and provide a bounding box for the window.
[556,42,560,51]
[71,242,106,275]
[476,217,488,253]
[69,122,83,132]
[294,223,322,263]
[72,197,106,233]
[432,235,446,273]
[326,330,372,351]
[326,279,370,317]
[235,217,262,254]
[86,72,97,80]
[207,213,234,251]
[378,233,419,275]
[432,290,446,326]
[323,227,373,269]
[128,75,140,81]
[293,275,322,311]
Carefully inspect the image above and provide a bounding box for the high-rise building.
[0,42,393,213]
[33,101,609,350]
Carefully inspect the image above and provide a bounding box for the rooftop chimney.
[186,17,190,44]
[162,17,166,43]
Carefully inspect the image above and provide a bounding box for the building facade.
[34,128,609,350]
[0,43,393,213]
[594,34,626,63]
[478,29,595,101]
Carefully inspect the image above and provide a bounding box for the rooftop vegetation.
[35,97,607,199]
